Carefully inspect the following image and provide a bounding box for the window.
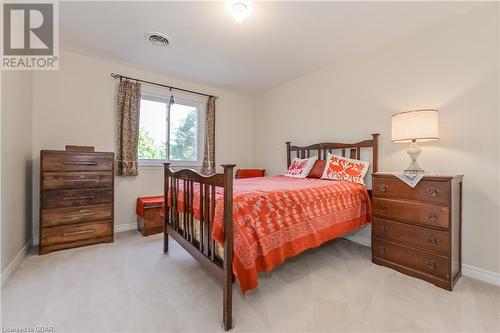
[138,93,204,166]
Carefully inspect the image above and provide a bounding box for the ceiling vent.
[147,32,170,47]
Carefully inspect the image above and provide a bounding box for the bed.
[162,134,379,330]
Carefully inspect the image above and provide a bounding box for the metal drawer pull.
[426,260,437,270]
[428,213,438,223]
[427,188,439,197]
[379,184,389,192]
[64,212,95,219]
[379,206,387,213]
[63,178,99,183]
[63,160,98,166]
[378,226,387,233]
[63,196,96,201]
[427,236,439,244]
[63,229,95,236]
[378,247,386,255]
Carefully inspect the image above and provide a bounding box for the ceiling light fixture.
[228,1,251,23]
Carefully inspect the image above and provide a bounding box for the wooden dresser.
[371,173,463,290]
[39,147,114,254]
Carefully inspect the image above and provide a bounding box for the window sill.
[138,162,203,170]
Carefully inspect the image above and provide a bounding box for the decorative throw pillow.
[307,160,327,179]
[321,153,370,185]
[285,157,317,178]
[235,169,265,179]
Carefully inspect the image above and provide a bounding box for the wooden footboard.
[163,163,235,330]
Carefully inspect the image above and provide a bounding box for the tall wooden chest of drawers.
[371,173,463,290]
[39,148,114,254]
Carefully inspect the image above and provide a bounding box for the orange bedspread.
[168,176,371,293]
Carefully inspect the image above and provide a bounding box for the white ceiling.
[60,1,479,94]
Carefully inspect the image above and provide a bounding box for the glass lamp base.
[404,141,425,175]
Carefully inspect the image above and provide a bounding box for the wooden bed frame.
[162,133,379,330]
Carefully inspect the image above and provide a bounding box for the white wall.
[253,4,500,275]
[1,71,33,274]
[32,50,253,237]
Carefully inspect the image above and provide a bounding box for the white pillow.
[321,153,370,185]
[284,157,317,178]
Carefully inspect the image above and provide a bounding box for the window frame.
[138,91,205,168]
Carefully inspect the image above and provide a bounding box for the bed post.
[163,163,171,254]
[222,164,236,331]
[285,141,291,168]
[371,134,379,173]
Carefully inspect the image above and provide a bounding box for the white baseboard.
[114,222,137,233]
[462,264,500,287]
[1,239,32,288]
[32,222,138,245]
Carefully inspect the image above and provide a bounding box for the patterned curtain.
[116,79,141,176]
[201,96,216,174]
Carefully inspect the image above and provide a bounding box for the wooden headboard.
[285,133,380,173]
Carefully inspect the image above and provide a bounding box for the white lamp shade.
[391,109,439,143]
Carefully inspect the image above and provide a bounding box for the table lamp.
[391,109,439,174]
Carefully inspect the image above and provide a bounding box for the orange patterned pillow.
[321,153,370,185]
[285,157,316,178]
[236,169,265,179]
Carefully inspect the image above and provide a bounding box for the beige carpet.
[2,231,499,332]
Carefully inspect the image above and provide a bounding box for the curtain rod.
[110,73,217,99]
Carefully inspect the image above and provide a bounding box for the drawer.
[372,239,450,281]
[41,220,112,246]
[373,198,449,229]
[42,188,113,208]
[42,152,113,172]
[42,171,113,190]
[373,218,450,256]
[373,177,449,205]
[41,204,113,227]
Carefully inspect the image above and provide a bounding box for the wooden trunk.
[137,202,163,236]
